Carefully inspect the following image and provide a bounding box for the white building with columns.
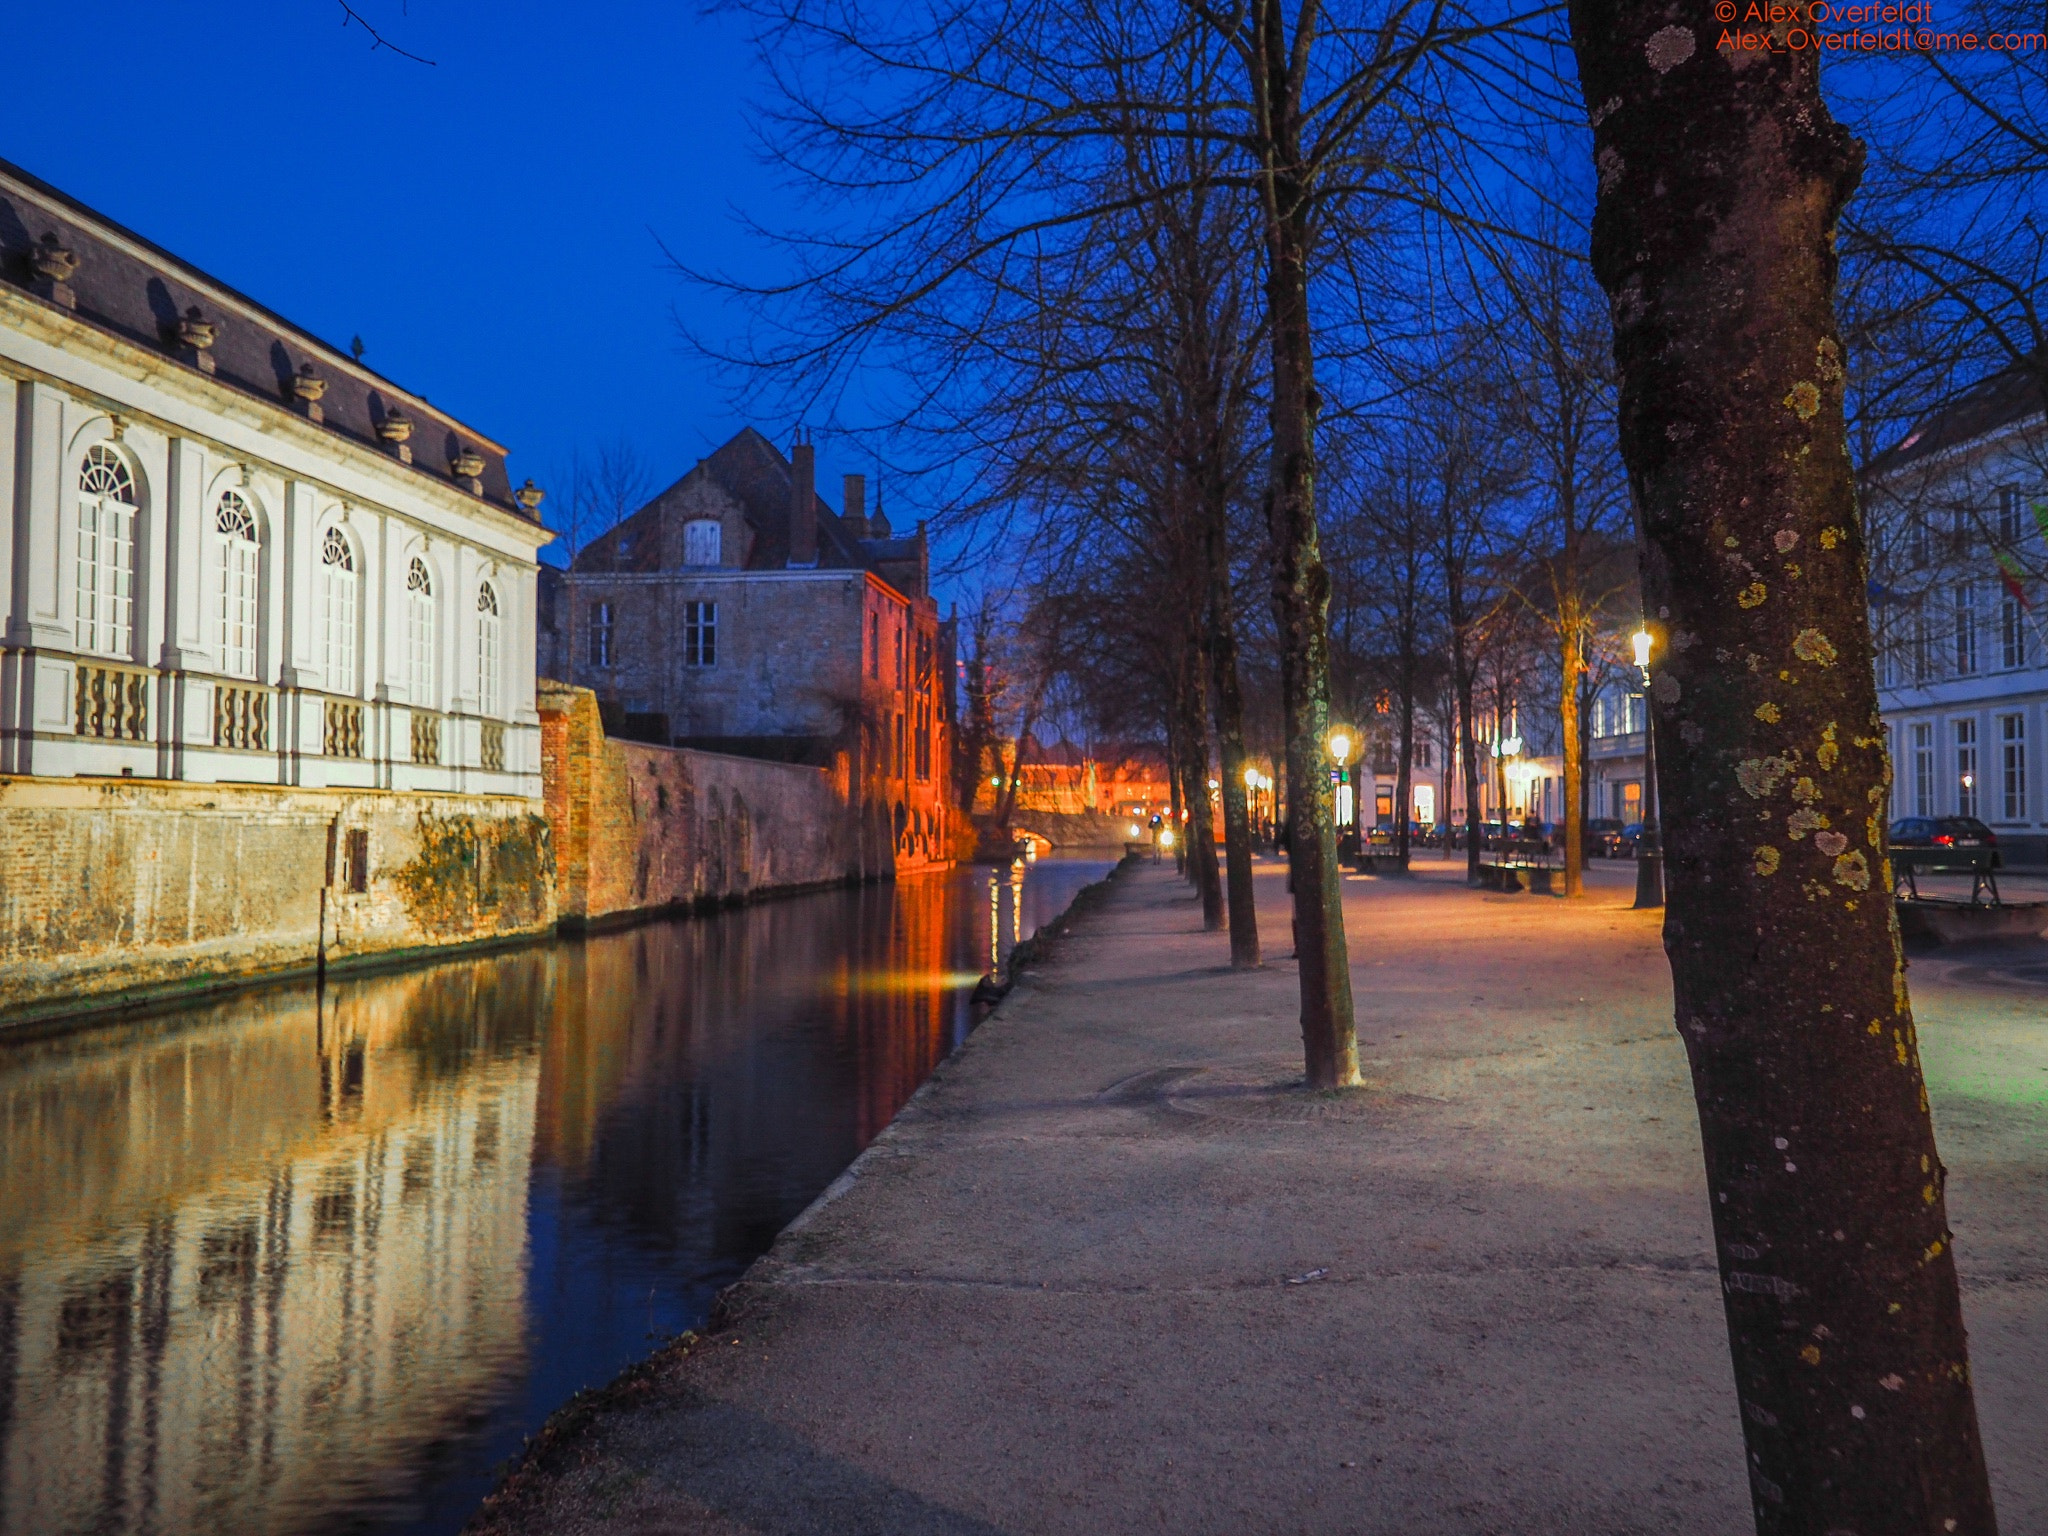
[0,158,549,796]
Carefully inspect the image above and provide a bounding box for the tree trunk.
[1179,641,1226,928]
[1259,186,1357,1089]
[1205,506,1262,966]
[1559,597,1585,896]
[1577,668,1597,836]
[1164,705,1187,876]
[1454,630,1484,883]
[1570,11,1996,1532]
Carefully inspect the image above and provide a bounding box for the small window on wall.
[215,491,260,679]
[1910,722,1934,818]
[2001,489,2025,546]
[407,556,436,705]
[2001,714,2027,821]
[321,527,358,695]
[869,612,880,679]
[1955,584,1979,676]
[684,600,717,667]
[2002,594,2030,670]
[683,519,722,567]
[589,601,614,667]
[75,444,138,657]
[476,581,502,717]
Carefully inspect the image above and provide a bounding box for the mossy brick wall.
[538,682,864,924]
[0,777,555,1027]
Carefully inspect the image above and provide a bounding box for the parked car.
[1619,822,1645,857]
[1889,816,2001,867]
[1584,817,1627,858]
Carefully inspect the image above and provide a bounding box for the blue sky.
[2,0,878,559]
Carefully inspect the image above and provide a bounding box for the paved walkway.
[471,858,2048,1535]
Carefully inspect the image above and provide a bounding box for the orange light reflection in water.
[0,857,1111,1536]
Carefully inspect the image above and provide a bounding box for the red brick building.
[540,429,952,871]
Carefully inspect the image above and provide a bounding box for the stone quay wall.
[1,682,933,1029]
[539,681,863,927]
[0,776,555,1028]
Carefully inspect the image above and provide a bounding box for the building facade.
[545,429,953,869]
[1864,362,2048,865]
[0,159,550,798]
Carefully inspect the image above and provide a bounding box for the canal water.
[0,855,1112,1536]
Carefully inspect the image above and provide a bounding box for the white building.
[1866,360,2048,866]
[0,159,548,796]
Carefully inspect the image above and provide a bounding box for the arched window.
[75,444,137,656]
[476,580,502,717]
[683,518,721,567]
[320,526,358,695]
[215,491,260,678]
[407,556,436,705]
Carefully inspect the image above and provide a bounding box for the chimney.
[841,473,868,539]
[789,435,817,566]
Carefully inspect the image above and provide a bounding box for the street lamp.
[1325,727,1357,833]
[1632,625,1665,910]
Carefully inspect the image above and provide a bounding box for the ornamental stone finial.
[31,233,78,309]
[451,446,486,494]
[289,363,327,423]
[176,306,218,374]
[376,406,414,464]
[514,479,544,514]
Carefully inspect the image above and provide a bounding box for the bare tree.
[550,438,657,569]
[1481,236,1631,895]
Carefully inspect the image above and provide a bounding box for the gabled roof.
[695,427,873,571]
[1864,356,2047,479]
[576,427,929,595]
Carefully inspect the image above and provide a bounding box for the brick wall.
[541,681,919,927]
[0,777,556,1028]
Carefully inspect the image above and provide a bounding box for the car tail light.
[1934,834,1953,845]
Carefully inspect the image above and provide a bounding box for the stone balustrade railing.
[213,684,271,751]
[75,662,150,741]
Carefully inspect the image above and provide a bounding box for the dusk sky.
[1,0,878,563]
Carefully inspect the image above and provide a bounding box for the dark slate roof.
[1863,357,2047,479]
[577,427,929,595]
[700,427,872,571]
[0,157,533,522]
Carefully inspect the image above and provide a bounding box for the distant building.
[1587,682,1650,825]
[1864,360,2048,863]
[0,158,550,795]
[546,429,953,867]
[989,737,1173,822]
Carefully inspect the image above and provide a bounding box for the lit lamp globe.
[1326,728,1353,764]
[1244,765,1260,789]
[1633,627,1654,672]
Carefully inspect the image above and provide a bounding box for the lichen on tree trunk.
[1568,6,1996,1530]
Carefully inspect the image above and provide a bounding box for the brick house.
[543,428,953,870]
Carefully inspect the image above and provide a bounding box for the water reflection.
[0,856,1109,1536]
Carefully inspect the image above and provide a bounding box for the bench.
[1893,846,2002,906]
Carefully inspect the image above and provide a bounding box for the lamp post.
[1632,626,1665,910]
[1325,727,1357,849]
